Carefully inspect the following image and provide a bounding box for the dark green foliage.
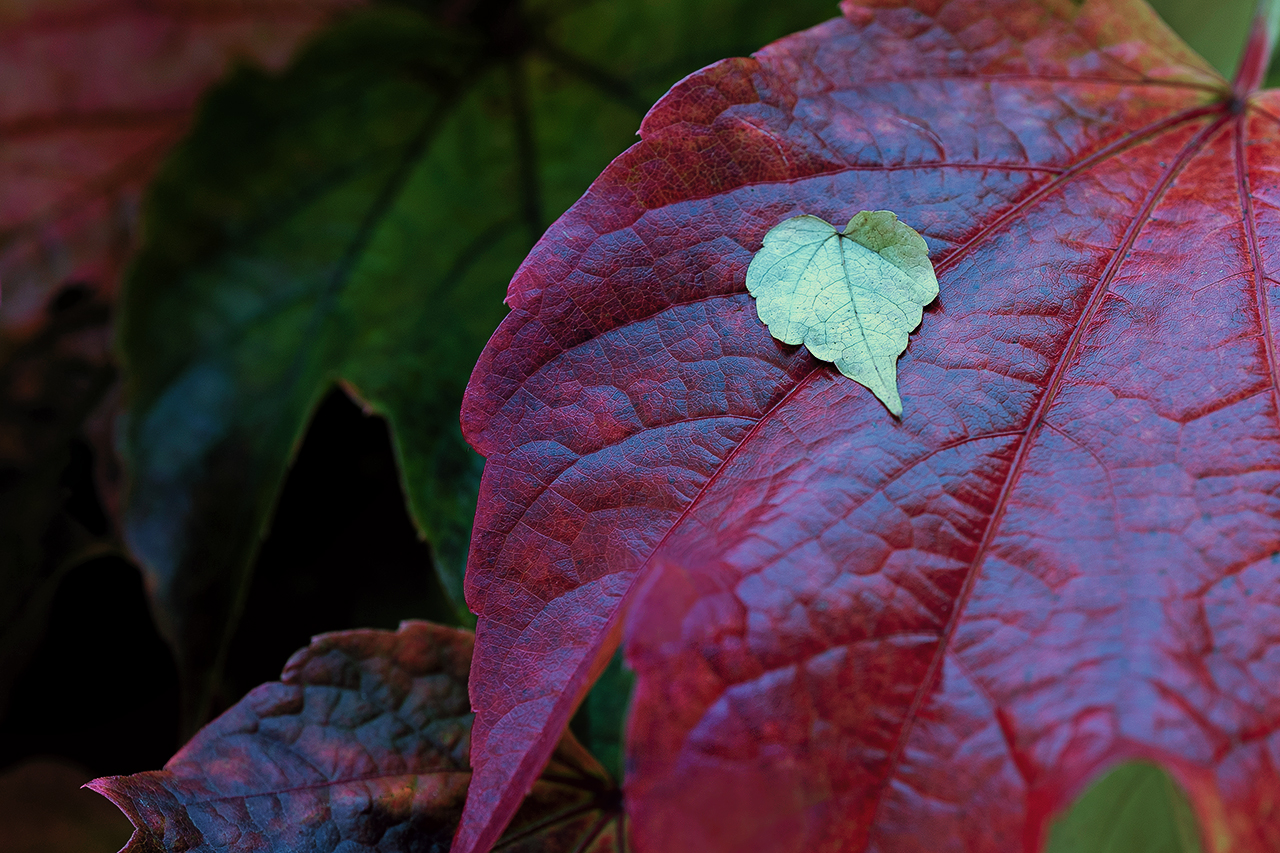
[116,0,839,733]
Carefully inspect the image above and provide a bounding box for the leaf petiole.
[1232,0,1279,97]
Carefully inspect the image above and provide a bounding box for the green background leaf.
[1046,762,1202,853]
[117,0,840,734]
[1148,0,1256,79]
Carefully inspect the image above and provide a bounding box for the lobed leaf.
[458,0,1280,849]
[89,621,625,853]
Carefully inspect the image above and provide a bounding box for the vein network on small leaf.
[745,211,938,416]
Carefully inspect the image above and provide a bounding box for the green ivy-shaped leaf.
[746,211,938,416]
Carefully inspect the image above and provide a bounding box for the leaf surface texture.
[89,621,625,853]
[457,0,1280,849]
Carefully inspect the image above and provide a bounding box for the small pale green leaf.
[745,211,938,416]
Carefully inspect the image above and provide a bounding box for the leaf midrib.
[578,95,1241,837]
[865,110,1238,837]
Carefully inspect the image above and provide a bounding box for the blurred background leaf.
[1147,0,1256,79]
[114,0,841,737]
[0,0,357,740]
[0,0,360,334]
[1045,762,1202,853]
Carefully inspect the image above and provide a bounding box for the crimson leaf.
[458,0,1280,849]
[90,621,624,853]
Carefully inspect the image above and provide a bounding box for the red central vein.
[935,104,1220,277]
[865,112,1235,840]
[1235,113,1279,442]
[839,73,1222,92]
[625,107,1224,600]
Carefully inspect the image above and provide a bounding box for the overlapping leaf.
[116,0,838,736]
[0,0,355,736]
[90,621,625,853]
[0,0,356,333]
[457,0,1280,849]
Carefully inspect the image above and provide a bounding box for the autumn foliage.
[3,0,1280,851]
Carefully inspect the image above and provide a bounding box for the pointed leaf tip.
[745,210,937,416]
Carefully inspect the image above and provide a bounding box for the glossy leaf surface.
[90,621,625,853]
[458,0,1280,849]
[117,0,838,735]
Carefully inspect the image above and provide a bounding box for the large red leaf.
[458,0,1280,849]
[90,621,624,852]
[0,0,355,335]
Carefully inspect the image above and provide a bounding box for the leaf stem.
[1233,0,1279,98]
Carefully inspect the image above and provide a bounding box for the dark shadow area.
[0,555,181,777]
[220,386,458,710]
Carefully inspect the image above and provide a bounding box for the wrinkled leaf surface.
[745,211,938,415]
[90,621,624,853]
[458,0,1280,849]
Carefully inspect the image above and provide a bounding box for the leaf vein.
[864,111,1236,837]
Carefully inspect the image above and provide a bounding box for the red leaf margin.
[457,0,1280,850]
